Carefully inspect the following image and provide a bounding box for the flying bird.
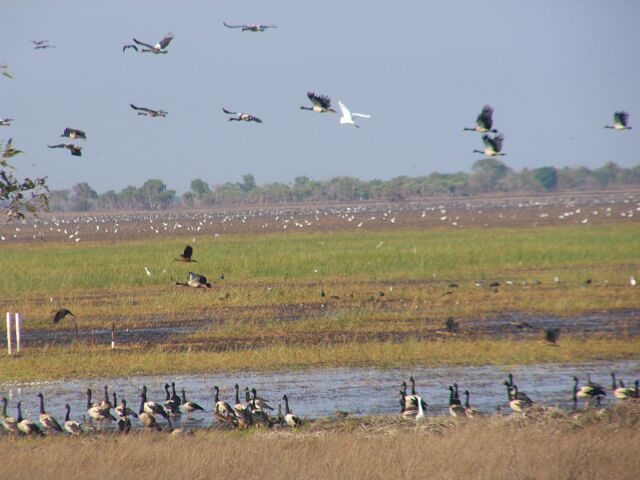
[0,118,14,126]
[48,143,82,156]
[604,111,632,130]
[463,105,498,133]
[61,128,86,140]
[301,92,336,113]
[2,138,22,158]
[124,33,174,54]
[473,134,506,157]
[53,308,74,324]
[1,64,12,79]
[337,100,370,128]
[223,22,277,32]
[31,40,55,50]
[130,104,168,117]
[222,108,262,123]
[174,245,196,262]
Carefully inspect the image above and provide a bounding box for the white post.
[6,312,12,355]
[15,313,21,354]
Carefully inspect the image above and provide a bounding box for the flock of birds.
[5,24,631,166]
[2,370,638,436]
[399,371,639,420]
[0,382,301,436]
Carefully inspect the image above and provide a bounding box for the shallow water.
[1,360,638,430]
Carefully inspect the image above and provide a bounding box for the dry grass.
[2,403,639,480]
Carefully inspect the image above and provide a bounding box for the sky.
[1,0,639,194]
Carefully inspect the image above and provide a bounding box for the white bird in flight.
[338,100,371,128]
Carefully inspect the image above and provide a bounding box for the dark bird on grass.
[2,138,22,158]
[16,401,44,435]
[0,118,14,126]
[222,108,263,123]
[584,278,592,285]
[473,134,506,157]
[544,327,560,344]
[445,317,459,333]
[174,245,196,262]
[48,143,82,156]
[63,404,82,435]
[301,92,336,113]
[448,385,466,417]
[130,104,168,117]
[174,272,212,289]
[37,392,63,433]
[604,111,632,130]
[61,127,86,140]
[320,289,326,297]
[53,308,74,324]
[463,105,498,133]
[124,33,174,54]
[223,22,277,32]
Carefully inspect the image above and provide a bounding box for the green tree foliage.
[533,167,558,191]
[0,138,49,219]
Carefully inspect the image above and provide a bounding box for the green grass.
[1,336,638,383]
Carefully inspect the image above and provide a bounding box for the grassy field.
[2,403,639,480]
[0,223,638,381]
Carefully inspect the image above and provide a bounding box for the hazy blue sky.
[2,1,639,193]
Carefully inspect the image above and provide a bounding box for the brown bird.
[174,245,196,262]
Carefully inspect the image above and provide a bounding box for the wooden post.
[6,312,12,355]
[14,313,21,354]
[111,322,115,349]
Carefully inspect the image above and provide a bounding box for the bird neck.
[17,403,23,423]
[39,395,46,415]
[65,406,71,423]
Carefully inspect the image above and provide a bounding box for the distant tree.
[70,182,97,211]
[190,178,211,206]
[533,167,558,191]
[240,174,257,193]
[470,158,510,192]
[141,179,175,209]
[0,139,49,219]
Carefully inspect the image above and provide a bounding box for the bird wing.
[48,144,65,149]
[183,245,193,259]
[249,115,263,123]
[351,112,371,118]
[53,309,72,323]
[133,38,155,49]
[189,272,207,284]
[480,135,491,148]
[338,101,352,121]
[123,44,138,52]
[222,108,238,115]
[616,111,629,127]
[477,105,494,130]
[493,134,504,152]
[308,92,331,109]
[130,104,156,114]
[158,34,174,49]
[223,22,246,28]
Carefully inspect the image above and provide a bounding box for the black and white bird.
[63,404,82,435]
[604,111,632,130]
[130,104,168,117]
[37,392,63,433]
[222,108,263,123]
[61,128,86,140]
[174,272,212,289]
[301,92,336,113]
[48,143,82,157]
[124,33,174,54]
[0,118,14,126]
[223,22,277,32]
[181,388,205,417]
[175,245,196,262]
[16,401,44,436]
[464,105,498,133]
[473,134,506,157]
[282,394,302,427]
[337,100,371,128]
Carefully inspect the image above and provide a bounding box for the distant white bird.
[145,267,151,276]
[337,100,371,128]
[631,275,637,287]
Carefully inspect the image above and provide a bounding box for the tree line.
[47,160,640,212]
